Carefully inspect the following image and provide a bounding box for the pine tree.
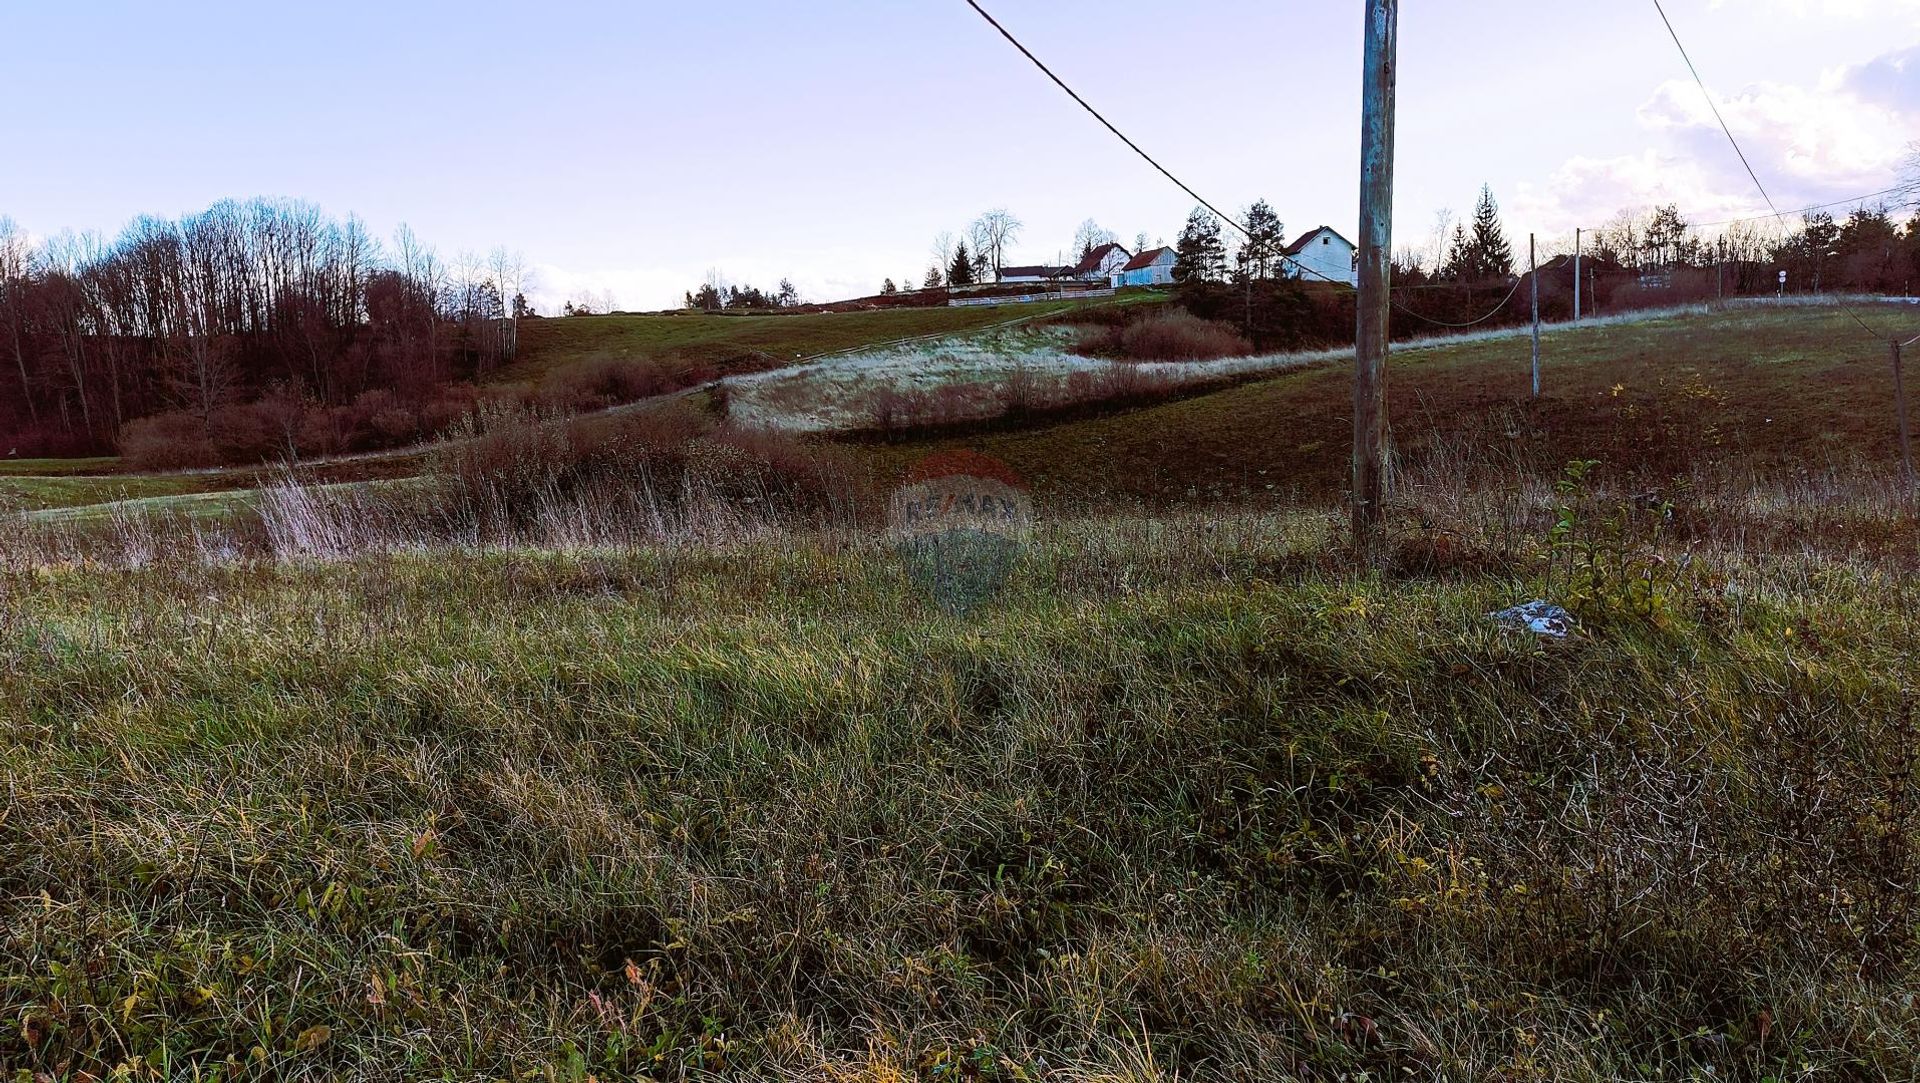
[1467,185,1513,280]
[947,240,977,287]
[881,278,898,296]
[1172,207,1227,283]
[1236,198,1285,280]
[1643,205,1693,268]
[1443,223,1471,280]
[923,265,944,290]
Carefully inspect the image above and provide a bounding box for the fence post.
[1574,228,1582,324]
[1530,233,1541,399]
[1896,337,1916,501]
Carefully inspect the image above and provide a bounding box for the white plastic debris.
[1490,600,1575,639]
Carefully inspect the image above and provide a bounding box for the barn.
[1283,227,1358,287]
[1115,246,1176,287]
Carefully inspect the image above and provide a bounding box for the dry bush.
[425,401,857,543]
[119,411,219,471]
[1078,309,1251,362]
[539,356,669,412]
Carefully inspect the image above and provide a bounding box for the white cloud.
[1513,41,1919,236]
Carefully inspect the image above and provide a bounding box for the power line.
[1648,0,1891,340]
[1650,0,1783,221]
[959,0,1248,241]
[1688,183,1920,231]
[961,0,1536,331]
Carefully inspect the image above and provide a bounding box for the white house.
[1115,246,1176,287]
[1282,227,1358,287]
[1068,242,1131,283]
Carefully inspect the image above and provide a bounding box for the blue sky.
[2,0,1916,310]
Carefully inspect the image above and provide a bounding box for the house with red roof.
[1115,246,1176,287]
[1069,242,1132,283]
[1282,227,1358,287]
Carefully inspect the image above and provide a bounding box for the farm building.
[1115,246,1176,287]
[1069,242,1132,283]
[1283,227,1358,287]
[997,264,1068,285]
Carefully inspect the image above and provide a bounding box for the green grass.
[3,499,1919,1078]
[0,473,228,514]
[498,299,1125,384]
[0,456,123,477]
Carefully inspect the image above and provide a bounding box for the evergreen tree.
[947,240,977,286]
[1172,207,1227,283]
[1236,198,1285,280]
[1801,211,1841,290]
[777,278,799,307]
[881,278,898,296]
[1643,205,1694,268]
[1443,223,1471,280]
[1466,184,1514,280]
[923,265,944,290]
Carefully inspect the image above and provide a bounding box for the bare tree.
[1902,142,1920,212]
[1073,219,1117,258]
[969,209,1023,279]
[487,246,526,361]
[0,218,36,425]
[1426,208,1456,280]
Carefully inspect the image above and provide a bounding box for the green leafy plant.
[1542,458,1681,629]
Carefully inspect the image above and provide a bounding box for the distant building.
[996,264,1068,285]
[1115,246,1176,287]
[1282,227,1358,287]
[1068,242,1132,283]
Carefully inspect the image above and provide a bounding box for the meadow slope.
[866,303,1920,508]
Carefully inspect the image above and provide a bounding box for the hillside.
[495,299,1107,384]
[7,302,1917,523]
[868,303,1920,508]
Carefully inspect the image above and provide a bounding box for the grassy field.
[498,299,1111,385]
[866,305,1920,508]
[3,495,1918,1078]
[15,303,1908,525]
[0,457,123,477]
[5,301,1920,1078]
[0,473,236,515]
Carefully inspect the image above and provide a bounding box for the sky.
[2,0,1917,311]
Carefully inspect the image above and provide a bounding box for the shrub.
[1078,308,1251,362]
[539,356,668,412]
[427,401,854,540]
[120,411,219,471]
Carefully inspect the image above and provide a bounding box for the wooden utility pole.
[1530,234,1542,399]
[1896,338,1915,501]
[1352,0,1398,547]
[1573,228,1582,324]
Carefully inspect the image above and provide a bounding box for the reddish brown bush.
[539,357,668,412]
[121,411,219,471]
[1078,309,1251,362]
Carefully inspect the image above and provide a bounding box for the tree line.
[683,274,802,312]
[0,198,527,459]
